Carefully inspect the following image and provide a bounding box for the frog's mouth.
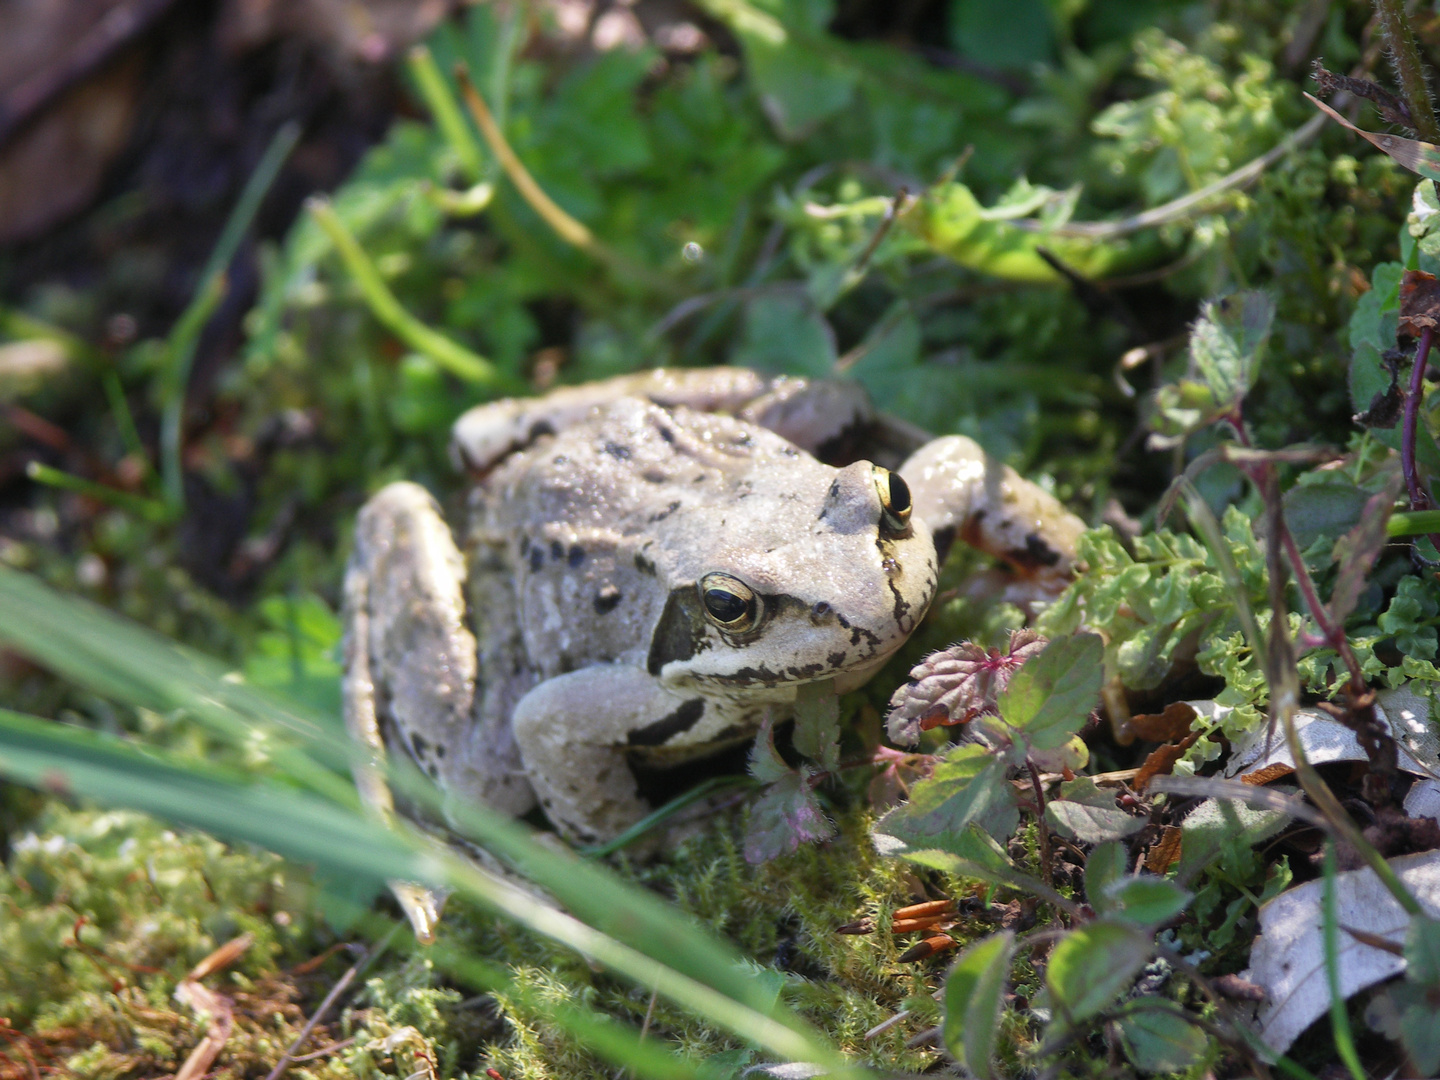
[647,584,920,690]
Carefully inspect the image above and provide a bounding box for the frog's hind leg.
[343,481,535,938]
[899,436,1087,599]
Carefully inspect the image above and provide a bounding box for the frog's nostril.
[812,601,832,618]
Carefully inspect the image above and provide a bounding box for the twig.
[263,944,367,1080]
[1047,113,1327,240]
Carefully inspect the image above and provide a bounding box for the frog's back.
[468,397,822,681]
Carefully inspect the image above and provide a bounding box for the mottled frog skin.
[342,368,1084,929]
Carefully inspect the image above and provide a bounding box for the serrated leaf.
[747,713,793,785]
[1045,920,1151,1023]
[873,745,1018,848]
[743,769,835,864]
[997,632,1103,749]
[791,679,840,772]
[1100,876,1192,927]
[878,822,1017,886]
[942,931,1016,1079]
[1118,1008,1209,1074]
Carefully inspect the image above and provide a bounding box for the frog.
[341,367,1086,936]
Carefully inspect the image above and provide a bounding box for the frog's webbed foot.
[900,436,1087,600]
[343,481,533,939]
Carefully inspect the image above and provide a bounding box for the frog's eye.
[698,573,761,633]
[874,466,913,536]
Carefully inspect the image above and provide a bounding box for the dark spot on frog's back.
[567,544,586,567]
[827,650,848,668]
[604,441,632,460]
[634,550,657,576]
[627,697,705,746]
[648,500,681,523]
[528,547,544,573]
[594,584,623,614]
[550,539,564,561]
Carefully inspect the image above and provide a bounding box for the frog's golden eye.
[874,466,913,536]
[698,573,760,633]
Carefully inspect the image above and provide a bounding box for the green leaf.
[873,745,1019,848]
[1085,841,1128,912]
[942,931,1016,1079]
[1176,795,1291,883]
[791,679,840,771]
[1405,914,1440,985]
[949,0,1053,70]
[1118,1007,1209,1073]
[1044,777,1144,844]
[1044,920,1151,1023]
[883,823,1018,887]
[1099,876,1192,928]
[998,633,1104,749]
[729,294,837,378]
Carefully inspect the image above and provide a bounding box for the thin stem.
[26,462,170,522]
[1025,761,1055,890]
[307,199,514,389]
[1376,0,1440,142]
[1400,327,1440,555]
[159,121,301,511]
[406,46,485,184]
[453,66,676,296]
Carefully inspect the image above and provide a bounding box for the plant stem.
[307,199,515,389]
[26,462,170,522]
[406,45,485,184]
[1400,326,1440,555]
[159,121,300,512]
[1376,0,1440,142]
[1025,761,1055,889]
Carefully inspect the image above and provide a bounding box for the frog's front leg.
[344,482,537,938]
[900,436,1087,597]
[509,666,709,844]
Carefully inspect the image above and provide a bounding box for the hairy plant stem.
[1400,327,1440,555]
[1227,419,1367,690]
[1376,0,1440,142]
[1025,761,1055,890]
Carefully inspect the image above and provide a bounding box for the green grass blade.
[0,565,356,801]
[0,707,420,886]
[160,121,302,509]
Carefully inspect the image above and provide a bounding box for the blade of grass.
[159,121,302,511]
[407,45,485,184]
[1322,841,1367,1080]
[0,565,854,1071]
[0,708,854,1075]
[1388,509,1440,537]
[307,197,517,388]
[0,707,420,885]
[0,565,356,801]
[26,461,169,522]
